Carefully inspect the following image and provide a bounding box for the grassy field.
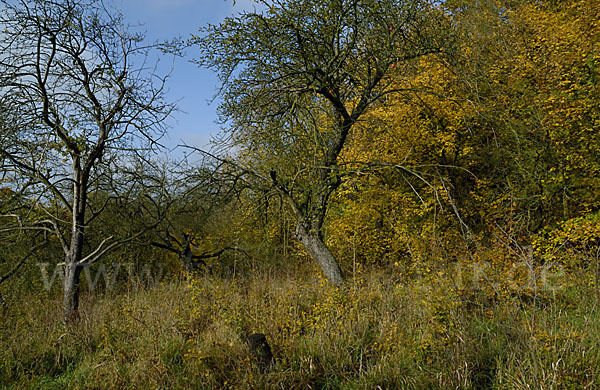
[1,261,599,389]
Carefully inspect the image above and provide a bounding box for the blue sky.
[118,0,262,152]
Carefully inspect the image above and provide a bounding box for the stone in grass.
[246,333,274,372]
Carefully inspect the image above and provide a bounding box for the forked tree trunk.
[296,223,344,285]
[64,170,86,323]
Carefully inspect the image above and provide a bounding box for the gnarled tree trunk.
[295,223,344,285]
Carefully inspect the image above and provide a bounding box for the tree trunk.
[63,155,87,323]
[63,260,82,323]
[64,172,86,323]
[296,223,344,285]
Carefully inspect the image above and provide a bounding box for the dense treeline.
[217,0,600,276]
[328,0,600,270]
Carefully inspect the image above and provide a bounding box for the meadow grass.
[1,262,599,389]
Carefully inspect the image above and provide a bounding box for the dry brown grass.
[1,262,599,389]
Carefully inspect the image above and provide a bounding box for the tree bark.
[63,260,83,323]
[63,158,87,323]
[295,223,344,285]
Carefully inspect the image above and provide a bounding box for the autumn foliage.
[2,0,600,388]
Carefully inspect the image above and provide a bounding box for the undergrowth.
[1,261,599,389]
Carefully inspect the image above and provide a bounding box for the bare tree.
[0,0,174,321]
[145,154,251,274]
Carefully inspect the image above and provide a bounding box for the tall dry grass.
[1,260,599,389]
